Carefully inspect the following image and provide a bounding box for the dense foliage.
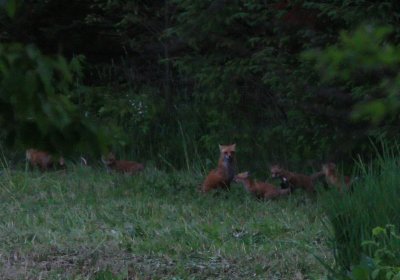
[2,0,400,167]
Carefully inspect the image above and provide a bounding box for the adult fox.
[201,144,236,192]
[26,149,66,172]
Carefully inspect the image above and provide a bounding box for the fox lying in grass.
[322,162,352,192]
[234,171,290,199]
[102,152,144,175]
[26,149,66,172]
[201,144,236,192]
[270,165,324,194]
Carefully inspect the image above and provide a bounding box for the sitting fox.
[102,152,144,175]
[26,149,66,172]
[201,144,236,192]
[270,165,324,194]
[235,171,290,199]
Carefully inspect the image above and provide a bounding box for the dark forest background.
[2,0,400,171]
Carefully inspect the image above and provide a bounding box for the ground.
[0,166,331,279]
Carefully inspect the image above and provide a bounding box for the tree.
[0,0,107,155]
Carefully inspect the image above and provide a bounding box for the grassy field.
[0,166,331,279]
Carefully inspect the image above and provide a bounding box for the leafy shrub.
[0,43,107,155]
[328,225,400,280]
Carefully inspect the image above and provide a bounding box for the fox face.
[102,152,116,167]
[219,143,236,182]
[270,165,283,178]
[219,144,236,163]
[322,162,336,176]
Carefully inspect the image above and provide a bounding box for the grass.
[0,165,331,279]
[320,149,400,278]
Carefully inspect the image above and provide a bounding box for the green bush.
[0,43,107,155]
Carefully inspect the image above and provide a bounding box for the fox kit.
[102,152,144,175]
[201,144,236,192]
[234,171,290,199]
[322,162,351,192]
[26,149,66,172]
[270,165,323,194]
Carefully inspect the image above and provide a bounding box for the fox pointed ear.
[219,144,224,151]
[231,143,236,151]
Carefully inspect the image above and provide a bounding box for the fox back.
[270,165,315,193]
[26,149,66,171]
[102,152,144,175]
[235,171,290,199]
[201,144,236,192]
[26,149,52,171]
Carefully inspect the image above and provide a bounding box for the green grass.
[0,166,331,279]
[320,150,400,278]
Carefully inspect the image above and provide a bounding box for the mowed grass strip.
[0,167,331,279]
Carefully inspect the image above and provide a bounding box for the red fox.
[201,144,236,192]
[235,171,290,199]
[102,152,144,175]
[26,149,66,172]
[270,165,324,194]
[322,162,351,192]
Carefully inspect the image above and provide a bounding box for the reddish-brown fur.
[26,149,66,172]
[270,165,323,194]
[322,162,351,192]
[201,144,236,192]
[102,152,144,175]
[234,171,290,199]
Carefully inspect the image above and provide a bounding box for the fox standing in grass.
[270,165,324,194]
[26,149,66,172]
[201,144,236,192]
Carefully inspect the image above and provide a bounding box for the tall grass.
[321,145,400,277]
[0,165,331,279]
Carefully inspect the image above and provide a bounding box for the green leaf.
[372,226,386,237]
